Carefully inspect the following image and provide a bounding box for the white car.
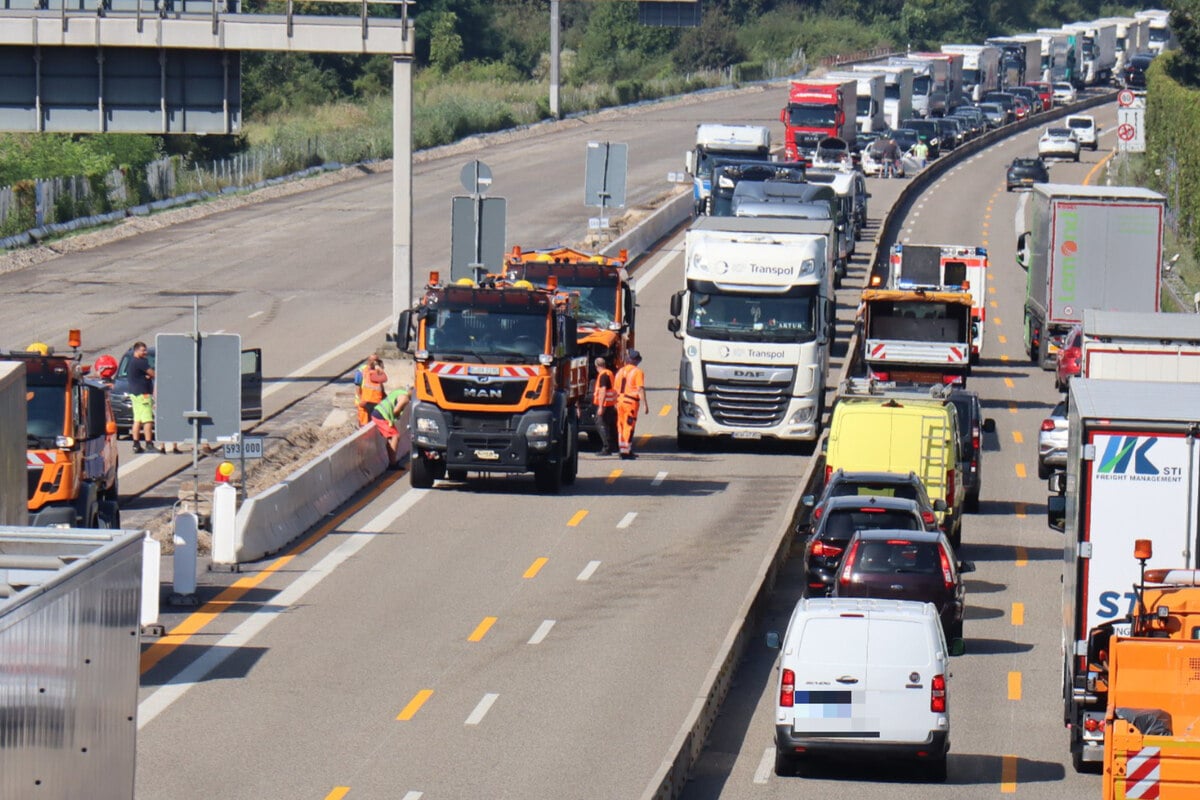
[1038,127,1081,161]
[1065,114,1099,150]
[1052,82,1077,105]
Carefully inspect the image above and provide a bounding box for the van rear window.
[832,483,920,503]
[796,617,867,664]
[867,620,931,666]
[822,510,920,538]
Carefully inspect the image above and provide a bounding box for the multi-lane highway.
[2,76,1124,797]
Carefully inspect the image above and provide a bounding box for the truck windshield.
[962,68,981,83]
[855,97,872,116]
[867,301,970,343]
[555,280,618,328]
[912,76,931,95]
[426,308,547,363]
[786,105,836,127]
[687,287,818,343]
[27,385,66,443]
[884,84,900,100]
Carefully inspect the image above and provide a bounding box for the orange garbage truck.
[1087,540,1200,798]
[12,332,120,528]
[394,272,588,492]
[503,246,636,446]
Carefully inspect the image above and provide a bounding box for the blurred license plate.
[474,449,500,461]
[732,431,762,440]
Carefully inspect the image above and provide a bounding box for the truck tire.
[534,462,563,494]
[98,500,120,529]
[562,425,579,486]
[411,455,437,489]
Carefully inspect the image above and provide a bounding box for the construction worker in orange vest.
[355,354,388,426]
[614,349,647,460]
[592,356,618,456]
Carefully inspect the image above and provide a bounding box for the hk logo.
[1099,437,1159,476]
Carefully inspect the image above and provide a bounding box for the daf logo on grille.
[718,345,731,358]
[733,369,766,379]
[463,387,504,399]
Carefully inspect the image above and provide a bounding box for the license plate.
[474,449,500,461]
[732,431,762,440]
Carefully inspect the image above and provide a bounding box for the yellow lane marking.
[1005,377,1015,389]
[1015,463,1027,479]
[994,317,1002,325]
[567,509,589,527]
[1001,754,1018,792]
[990,300,999,308]
[1012,603,1025,626]
[987,271,995,280]
[606,469,622,484]
[988,286,997,294]
[1084,150,1116,186]
[658,405,671,417]
[984,212,991,220]
[325,789,351,800]
[1000,354,1010,362]
[998,335,1008,344]
[397,689,434,721]
[139,469,406,675]
[1012,430,1023,444]
[523,557,548,579]
[982,240,989,247]
[468,616,497,642]
[1015,545,1029,565]
[982,221,989,229]
[1008,671,1022,700]
[1008,402,1018,414]
[1015,503,1027,520]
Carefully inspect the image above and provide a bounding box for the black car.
[1124,53,1154,89]
[800,494,926,596]
[983,91,1018,123]
[110,346,155,435]
[950,106,986,137]
[1008,85,1043,113]
[1006,156,1049,191]
[947,389,996,513]
[901,118,941,158]
[804,469,945,531]
[933,117,964,150]
[892,127,921,154]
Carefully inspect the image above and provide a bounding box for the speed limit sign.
[1118,89,1136,107]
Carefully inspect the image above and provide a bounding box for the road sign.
[155,332,243,443]
[1117,89,1136,107]
[1117,108,1145,153]
[584,141,628,210]
[459,160,493,194]
[222,436,264,459]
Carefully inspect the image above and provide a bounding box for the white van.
[770,597,952,780]
[1065,114,1098,150]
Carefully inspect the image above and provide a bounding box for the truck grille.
[438,377,528,406]
[703,376,791,427]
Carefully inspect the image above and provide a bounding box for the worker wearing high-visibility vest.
[614,350,647,460]
[592,356,618,456]
[355,354,388,426]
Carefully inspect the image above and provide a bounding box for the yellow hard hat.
[512,280,534,290]
[26,342,50,355]
[455,277,476,287]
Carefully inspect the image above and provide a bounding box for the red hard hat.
[94,354,118,379]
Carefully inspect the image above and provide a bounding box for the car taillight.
[825,465,832,483]
[1040,419,1055,432]
[813,506,824,522]
[812,540,843,558]
[781,668,795,707]
[922,510,936,526]
[939,546,955,591]
[838,541,860,586]
[931,674,946,712]
[972,427,980,452]
[946,469,955,507]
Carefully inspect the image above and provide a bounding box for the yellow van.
[826,394,964,544]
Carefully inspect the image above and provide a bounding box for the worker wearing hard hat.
[614,350,648,459]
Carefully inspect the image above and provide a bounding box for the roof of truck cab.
[1082,309,1200,341]
[861,288,973,305]
[1070,378,1200,422]
[1031,183,1165,202]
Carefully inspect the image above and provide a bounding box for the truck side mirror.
[1016,232,1030,270]
[983,417,996,433]
[669,290,684,318]
[394,310,413,350]
[685,150,696,175]
[667,318,681,336]
[779,108,788,124]
[766,631,781,650]
[1047,494,1066,532]
[564,318,579,356]
[933,498,948,512]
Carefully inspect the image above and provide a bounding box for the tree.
[1168,0,1200,86]
[429,11,464,72]
[672,9,746,72]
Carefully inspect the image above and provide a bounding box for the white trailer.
[853,64,913,129]
[887,57,945,117]
[1032,30,1072,84]
[1063,21,1118,84]
[941,44,1001,102]
[0,527,143,800]
[1098,16,1150,73]
[1080,309,1200,382]
[668,216,834,445]
[826,70,887,133]
[1137,9,1177,54]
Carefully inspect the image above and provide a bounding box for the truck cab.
[685,124,772,215]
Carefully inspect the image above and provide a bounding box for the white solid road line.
[576,560,601,581]
[401,793,423,800]
[465,693,499,726]
[617,512,637,529]
[137,487,426,729]
[119,315,393,481]
[631,245,680,293]
[753,746,774,784]
[528,620,555,645]
[248,311,264,319]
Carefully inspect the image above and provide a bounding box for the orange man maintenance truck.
[394,273,588,492]
[503,246,636,447]
[13,333,120,528]
[889,243,989,363]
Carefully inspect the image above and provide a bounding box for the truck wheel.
[98,500,121,530]
[965,492,980,514]
[534,462,563,494]
[102,478,119,503]
[562,434,579,486]
[411,456,437,489]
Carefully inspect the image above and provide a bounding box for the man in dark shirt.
[128,341,156,453]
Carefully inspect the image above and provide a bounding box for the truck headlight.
[680,400,706,422]
[789,405,816,424]
[799,258,816,276]
[415,416,440,434]
[527,422,550,439]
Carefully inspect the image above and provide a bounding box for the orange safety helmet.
[94,354,118,379]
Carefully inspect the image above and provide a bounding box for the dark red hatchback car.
[833,529,974,641]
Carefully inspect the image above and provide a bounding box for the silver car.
[1038,400,1068,479]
